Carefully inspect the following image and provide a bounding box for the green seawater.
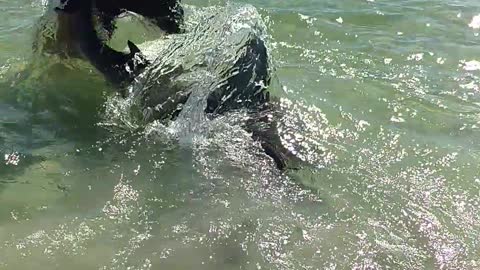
[1,0,480,269]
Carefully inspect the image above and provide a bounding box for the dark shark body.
[93,0,184,34]
[35,1,297,170]
[35,0,183,83]
[53,0,148,85]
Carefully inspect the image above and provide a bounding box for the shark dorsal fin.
[127,40,141,55]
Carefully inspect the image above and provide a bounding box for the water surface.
[1,0,480,269]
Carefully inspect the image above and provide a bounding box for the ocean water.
[1,0,480,269]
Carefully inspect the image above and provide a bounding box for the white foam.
[462,60,480,71]
[468,14,480,29]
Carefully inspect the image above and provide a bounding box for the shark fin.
[127,40,141,55]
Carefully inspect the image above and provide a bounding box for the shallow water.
[1,0,480,269]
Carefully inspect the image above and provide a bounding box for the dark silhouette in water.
[34,0,299,170]
[93,0,184,35]
[34,0,183,84]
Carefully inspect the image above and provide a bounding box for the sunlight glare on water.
[0,0,480,269]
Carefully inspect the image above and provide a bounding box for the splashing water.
[0,0,480,269]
